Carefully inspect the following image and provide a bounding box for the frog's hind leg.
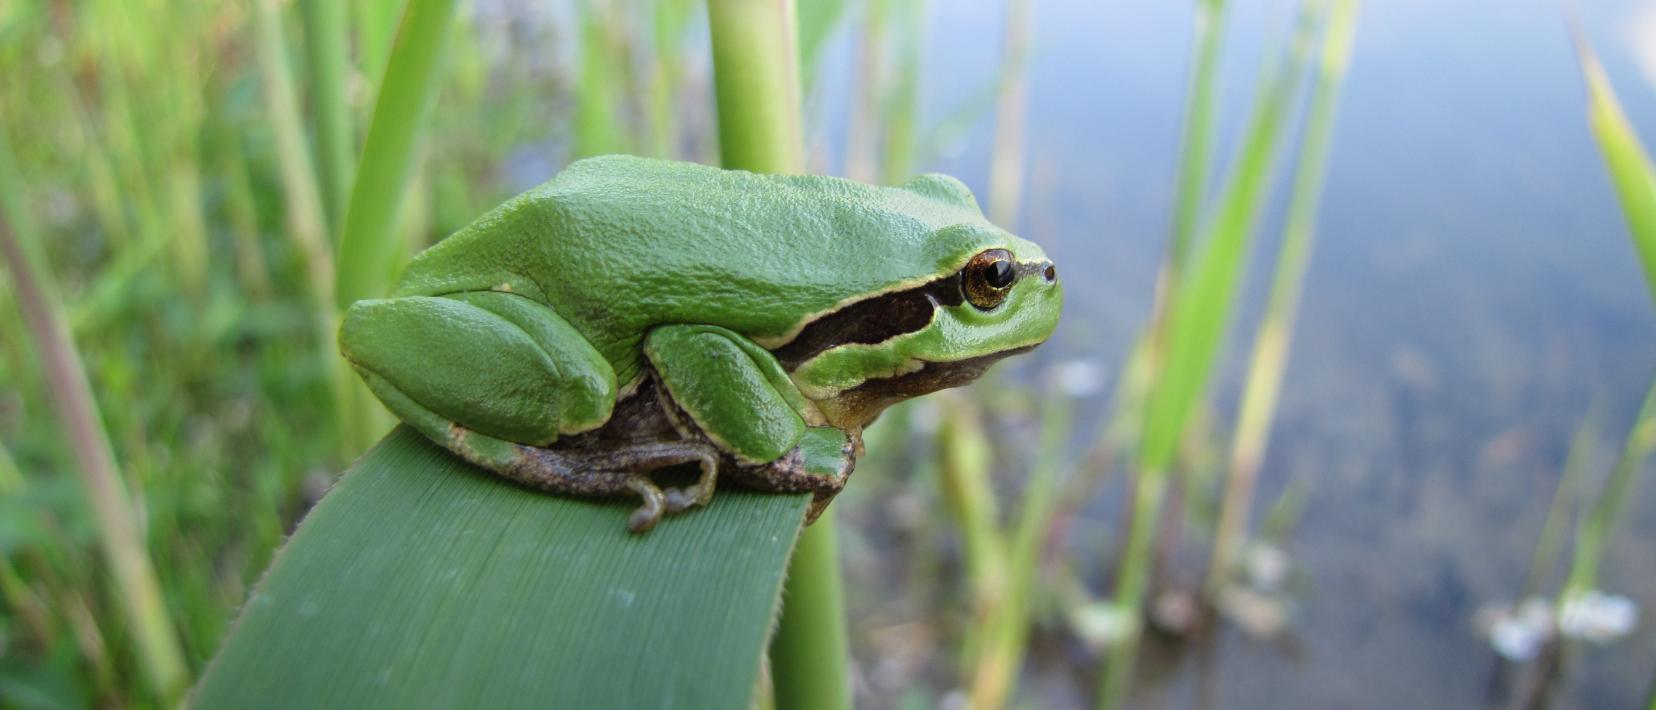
[351,368,718,532]
[507,440,723,532]
[341,291,618,446]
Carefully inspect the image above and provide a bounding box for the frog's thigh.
[340,293,616,446]
[643,325,807,464]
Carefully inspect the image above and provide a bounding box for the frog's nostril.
[1043,264,1056,282]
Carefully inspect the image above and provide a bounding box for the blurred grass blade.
[1208,0,1358,596]
[1577,33,1656,301]
[254,0,361,464]
[335,0,460,453]
[1167,0,1229,272]
[301,0,356,235]
[970,389,1072,708]
[1518,410,1598,600]
[880,0,926,187]
[1140,0,1323,475]
[841,0,886,182]
[573,0,630,159]
[1565,30,1656,603]
[335,0,459,309]
[646,0,697,159]
[0,130,188,704]
[1562,375,1656,601]
[987,0,1030,224]
[193,429,806,708]
[796,0,849,97]
[706,2,849,707]
[1101,2,1326,707]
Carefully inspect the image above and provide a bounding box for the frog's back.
[393,155,1013,385]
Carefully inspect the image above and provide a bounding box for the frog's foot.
[505,439,721,533]
[731,427,858,525]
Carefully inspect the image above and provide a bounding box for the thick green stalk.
[1101,3,1325,707]
[302,0,356,235]
[1207,0,1358,597]
[0,131,187,704]
[706,2,849,707]
[708,0,806,174]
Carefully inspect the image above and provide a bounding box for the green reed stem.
[706,2,849,706]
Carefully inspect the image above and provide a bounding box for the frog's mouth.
[812,343,1041,429]
[866,344,1039,399]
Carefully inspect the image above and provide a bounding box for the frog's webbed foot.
[471,433,720,533]
[731,427,858,525]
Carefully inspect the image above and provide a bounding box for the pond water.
[816,0,1656,706]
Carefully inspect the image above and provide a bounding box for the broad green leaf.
[195,427,808,708]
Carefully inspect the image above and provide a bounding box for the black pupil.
[985,260,1014,288]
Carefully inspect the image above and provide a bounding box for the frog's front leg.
[645,325,856,521]
[731,426,858,525]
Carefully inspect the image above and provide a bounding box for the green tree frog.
[339,156,1061,531]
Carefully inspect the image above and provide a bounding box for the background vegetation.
[0,0,1652,708]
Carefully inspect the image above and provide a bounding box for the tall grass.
[0,131,187,704]
[1208,0,1359,597]
[1098,3,1327,706]
[300,0,355,235]
[1569,20,1656,609]
[333,0,462,453]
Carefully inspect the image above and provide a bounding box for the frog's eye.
[962,249,1016,310]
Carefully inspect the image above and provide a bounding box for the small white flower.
[1559,590,1639,643]
[1049,359,1106,398]
[1243,542,1290,592]
[1479,598,1554,662]
[1069,601,1136,649]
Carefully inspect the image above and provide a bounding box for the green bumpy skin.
[338,155,1062,527]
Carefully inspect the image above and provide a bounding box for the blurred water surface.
[807,0,1656,706]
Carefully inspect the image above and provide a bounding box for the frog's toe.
[624,476,667,533]
[663,486,699,513]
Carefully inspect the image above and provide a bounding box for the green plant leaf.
[194,428,808,708]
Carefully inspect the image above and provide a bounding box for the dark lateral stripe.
[772,275,964,369]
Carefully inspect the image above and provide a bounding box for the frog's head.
[778,174,1063,429]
